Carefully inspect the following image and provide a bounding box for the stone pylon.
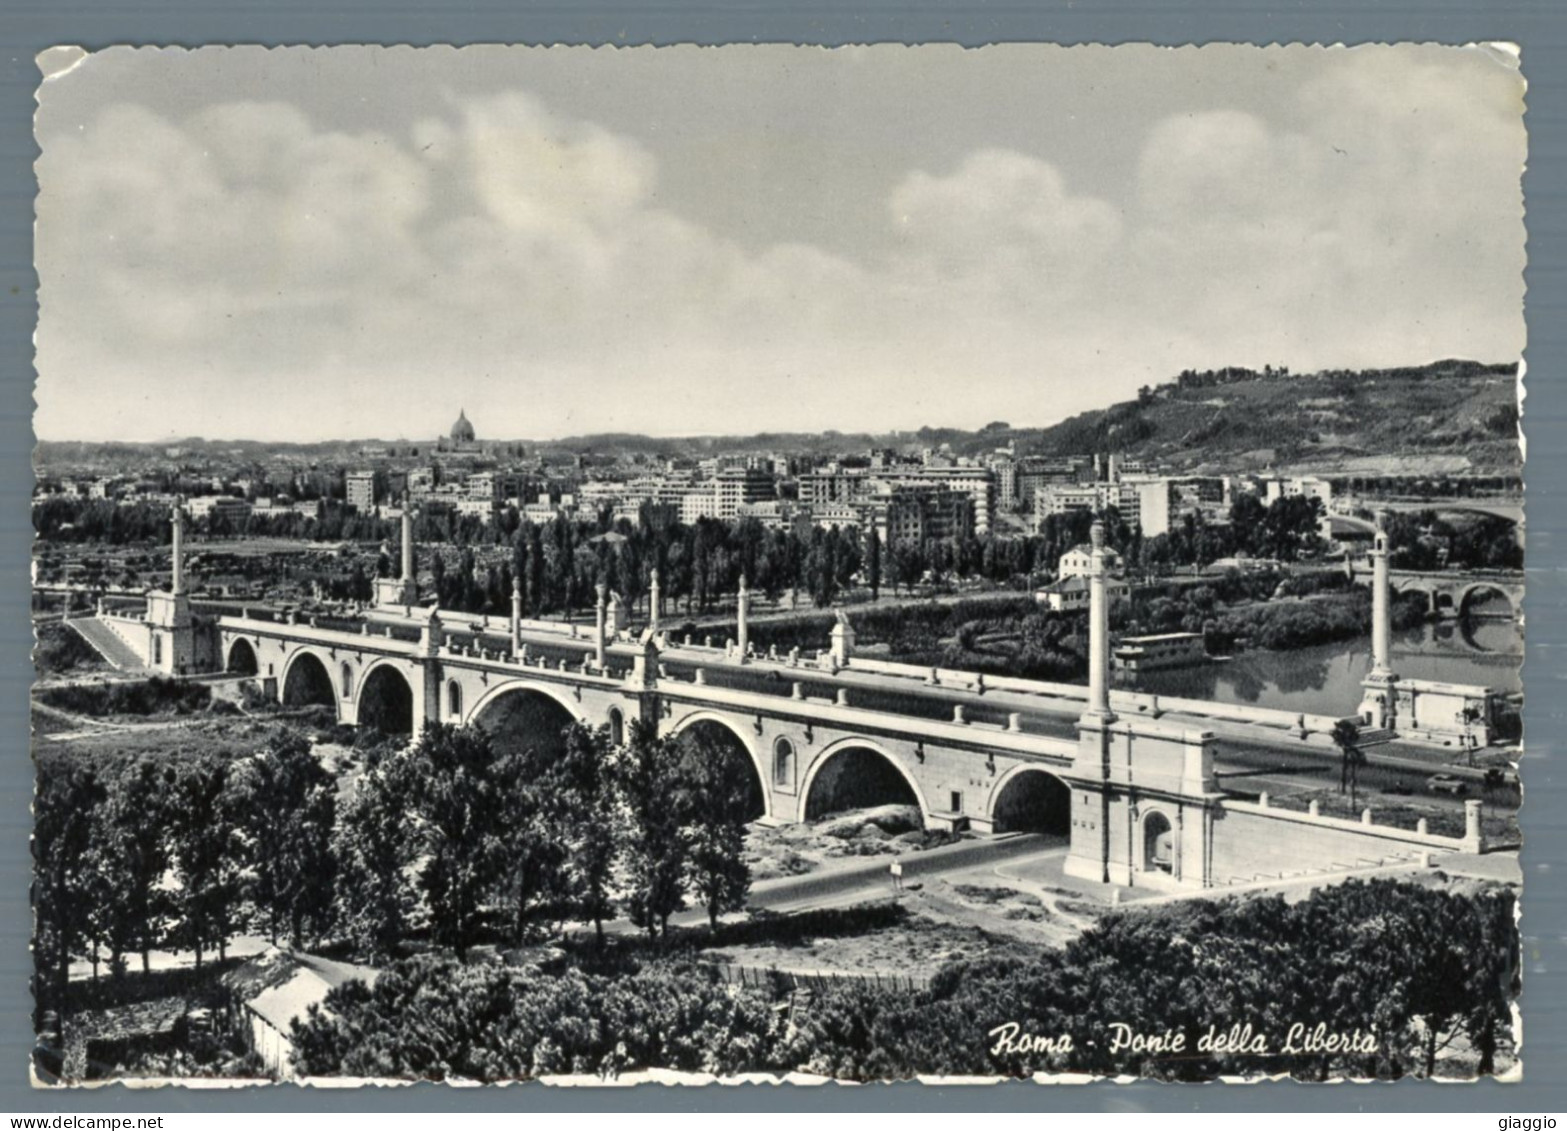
[1358,510,1399,730]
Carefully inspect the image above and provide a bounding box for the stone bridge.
[70,505,1500,891]
[1377,567,1523,620]
[214,603,1180,842]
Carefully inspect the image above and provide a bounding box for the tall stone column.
[170,501,185,595]
[510,576,522,655]
[1087,519,1113,719]
[1359,510,1399,730]
[594,582,608,670]
[737,573,750,662]
[401,503,414,585]
[649,568,661,633]
[1370,512,1392,678]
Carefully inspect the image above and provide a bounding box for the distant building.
[680,490,718,524]
[1263,475,1333,507]
[1058,542,1124,580]
[186,495,253,525]
[862,482,974,546]
[1035,574,1129,612]
[438,408,481,454]
[1036,483,1104,519]
[345,470,377,513]
[713,467,777,519]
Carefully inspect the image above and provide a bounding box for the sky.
[32,44,1526,444]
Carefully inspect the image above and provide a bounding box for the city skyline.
[33,44,1525,444]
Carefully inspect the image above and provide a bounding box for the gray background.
[0,0,1561,1114]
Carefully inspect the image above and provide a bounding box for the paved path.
[743,832,1057,913]
[605,833,1057,935]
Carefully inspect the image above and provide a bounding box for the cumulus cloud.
[34,48,1524,442]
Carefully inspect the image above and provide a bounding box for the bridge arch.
[1395,584,1435,618]
[356,660,415,737]
[667,712,768,822]
[986,764,1071,836]
[1459,583,1517,620]
[799,737,930,824]
[225,636,259,676]
[467,680,585,763]
[281,648,337,712]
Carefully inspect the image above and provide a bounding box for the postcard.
[29,43,1525,1086]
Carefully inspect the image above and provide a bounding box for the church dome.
[450,409,476,443]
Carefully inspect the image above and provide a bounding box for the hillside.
[1017,360,1523,476]
[35,360,1523,478]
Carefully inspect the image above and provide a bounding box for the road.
[743,832,1056,913]
[624,833,1058,933]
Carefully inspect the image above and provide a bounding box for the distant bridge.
[1369,498,1525,528]
[1375,568,1525,621]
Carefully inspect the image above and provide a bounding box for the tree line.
[33,718,759,1025]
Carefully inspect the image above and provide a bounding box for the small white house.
[226,948,379,1079]
[1036,574,1129,612]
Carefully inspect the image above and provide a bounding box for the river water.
[1126,619,1524,716]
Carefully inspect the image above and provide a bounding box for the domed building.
[440,408,480,453]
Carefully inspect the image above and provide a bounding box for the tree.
[33,759,107,1008]
[558,723,619,945]
[394,723,511,957]
[1331,719,1367,809]
[493,729,574,945]
[229,732,338,948]
[332,766,416,963]
[94,757,174,975]
[680,732,754,930]
[619,721,690,939]
[865,529,882,602]
[167,755,243,969]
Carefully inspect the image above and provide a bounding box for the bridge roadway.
[239,605,1510,815]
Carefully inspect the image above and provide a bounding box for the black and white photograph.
[28,42,1526,1086]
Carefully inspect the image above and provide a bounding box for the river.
[1125,618,1524,716]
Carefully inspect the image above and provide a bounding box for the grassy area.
[33,621,108,677]
[36,716,304,761]
[36,677,211,719]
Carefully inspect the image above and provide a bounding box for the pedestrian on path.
[890,859,904,892]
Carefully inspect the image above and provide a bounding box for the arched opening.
[226,638,258,676]
[1433,591,1457,618]
[1399,588,1434,618]
[1460,585,1514,621]
[1142,810,1174,874]
[447,679,463,719]
[472,687,579,764]
[282,652,335,709]
[358,665,414,737]
[990,769,1071,837]
[607,707,625,747]
[674,719,766,822]
[340,662,354,700]
[804,744,923,824]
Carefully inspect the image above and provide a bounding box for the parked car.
[1427,773,1468,796]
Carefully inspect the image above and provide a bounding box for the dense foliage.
[290,878,1517,1082]
[32,715,759,1026]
